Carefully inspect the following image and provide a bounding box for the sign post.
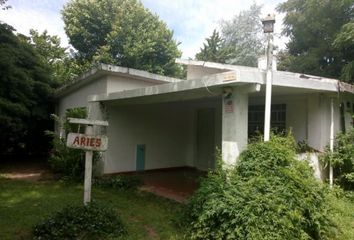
[66,118,108,205]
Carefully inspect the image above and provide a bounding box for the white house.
[55,59,354,176]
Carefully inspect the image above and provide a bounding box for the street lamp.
[262,14,275,142]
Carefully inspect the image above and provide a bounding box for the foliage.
[28,29,92,85]
[0,23,56,155]
[195,30,229,63]
[33,202,126,239]
[195,3,265,67]
[47,108,100,180]
[47,132,86,180]
[328,189,354,240]
[277,0,354,82]
[185,134,334,240]
[0,178,184,239]
[220,3,265,67]
[94,175,142,191]
[0,0,10,10]
[62,0,183,77]
[322,128,354,190]
[333,22,354,82]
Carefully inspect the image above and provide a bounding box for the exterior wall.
[249,93,342,151]
[249,95,308,143]
[342,93,354,132]
[308,94,340,151]
[187,65,227,80]
[103,98,221,174]
[222,89,249,165]
[106,75,157,93]
[58,74,164,119]
[57,78,107,118]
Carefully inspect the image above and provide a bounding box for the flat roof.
[88,60,353,104]
[55,63,183,98]
[177,59,354,94]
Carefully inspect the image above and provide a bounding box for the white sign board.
[66,133,108,151]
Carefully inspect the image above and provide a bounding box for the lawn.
[0,178,184,240]
[1,177,354,240]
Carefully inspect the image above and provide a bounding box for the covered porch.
[88,69,340,175]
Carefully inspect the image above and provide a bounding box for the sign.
[224,99,234,113]
[66,133,108,151]
[66,117,109,205]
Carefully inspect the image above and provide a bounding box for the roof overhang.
[55,63,183,98]
[88,61,354,106]
[177,59,354,94]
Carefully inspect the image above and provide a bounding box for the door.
[136,144,145,171]
[196,108,215,170]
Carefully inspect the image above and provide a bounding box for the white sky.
[0,0,287,59]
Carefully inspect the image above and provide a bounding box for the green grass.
[0,178,184,240]
[330,191,354,240]
[1,178,354,240]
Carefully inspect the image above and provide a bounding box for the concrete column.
[222,88,248,165]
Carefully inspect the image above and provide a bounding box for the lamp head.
[262,14,275,33]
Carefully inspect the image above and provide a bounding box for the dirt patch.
[0,159,58,181]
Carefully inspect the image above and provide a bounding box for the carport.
[88,70,259,174]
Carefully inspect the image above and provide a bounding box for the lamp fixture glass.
[262,14,275,33]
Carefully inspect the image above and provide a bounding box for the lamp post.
[262,14,275,142]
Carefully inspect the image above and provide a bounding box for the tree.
[62,0,183,77]
[28,29,89,85]
[28,30,68,84]
[0,23,55,154]
[277,0,354,82]
[195,30,229,63]
[0,0,11,10]
[333,22,354,82]
[220,3,264,67]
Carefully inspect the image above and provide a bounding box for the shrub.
[94,175,142,191]
[47,108,101,180]
[322,128,354,190]
[33,202,126,239]
[185,134,334,240]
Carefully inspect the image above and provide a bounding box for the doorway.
[196,108,215,170]
[136,144,145,171]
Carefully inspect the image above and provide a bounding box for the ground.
[1,160,354,239]
[0,160,185,240]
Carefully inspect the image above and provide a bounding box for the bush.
[33,202,126,239]
[185,134,334,240]
[47,108,101,180]
[322,128,354,190]
[94,175,142,191]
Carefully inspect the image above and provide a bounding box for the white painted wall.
[249,95,307,143]
[58,74,164,119]
[342,93,354,132]
[222,89,249,165]
[104,102,191,173]
[308,94,340,151]
[249,93,342,151]
[106,75,157,93]
[103,98,221,173]
[57,79,107,118]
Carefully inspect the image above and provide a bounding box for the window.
[248,104,286,137]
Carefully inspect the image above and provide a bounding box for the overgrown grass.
[330,190,354,240]
[1,177,354,239]
[0,178,184,240]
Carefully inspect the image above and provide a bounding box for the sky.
[0,0,287,59]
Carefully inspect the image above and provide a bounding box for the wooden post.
[67,118,108,205]
[84,124,93,205]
